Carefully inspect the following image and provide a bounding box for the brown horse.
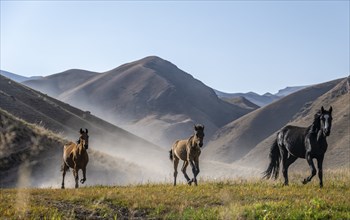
[169,124,204,186]
[61,128,89,189]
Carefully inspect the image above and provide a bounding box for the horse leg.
[61,163,68,189]
[173,157,179,186]
[303,152,316,184]
[181,160,191,185]
[189,160,198,186]
[73,167,79,188]
[282,155,297,186]
[193,158,200,186]
[80,167,87,184]
[317,155,324,188]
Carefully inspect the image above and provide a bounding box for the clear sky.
[1,1,349,94]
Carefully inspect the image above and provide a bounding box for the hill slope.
[24,56,252,147]
[236,77,350,170]
[0,75,168,183]
[0,109,153,188]
[202,78,344,163]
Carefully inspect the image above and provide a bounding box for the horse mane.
[187,135,194,146]
[306,112,321,135]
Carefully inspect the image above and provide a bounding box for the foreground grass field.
[1,170,349,219]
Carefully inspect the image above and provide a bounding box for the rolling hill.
[236,77,350,170]
[202,78,346,163]
[0,75,169,186]
[24,56,252,147]
[0,108,154,188]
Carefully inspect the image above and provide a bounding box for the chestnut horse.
[169,124,205,186]
[61,128,89,189]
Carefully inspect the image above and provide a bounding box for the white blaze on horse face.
[323,115,330,130]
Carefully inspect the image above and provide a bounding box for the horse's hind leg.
[173,157,179,186]
[61,163,68,189]
[181,161,191,185]
[317,155,324,188]
[282,155,297,186]
[303,152,316,185]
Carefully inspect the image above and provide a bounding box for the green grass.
[1,170,349,219]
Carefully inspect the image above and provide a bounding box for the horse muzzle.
[323,129,331,137]
[84,144,89,149]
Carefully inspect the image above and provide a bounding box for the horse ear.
[85,128,88,134]
[321,106,325,113]
[80,128,83,134]
[329,106,333,114]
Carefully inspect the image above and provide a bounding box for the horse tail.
[262,137,281,180]
[169,150,173,161]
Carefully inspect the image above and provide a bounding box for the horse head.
[320,106,333,137]
[79,128,89,149]
[194,124,205,147]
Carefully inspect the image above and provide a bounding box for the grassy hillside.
[1,170,349,219]
[0,108,159,188]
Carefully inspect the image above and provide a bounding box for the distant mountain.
[0,70,42,82]
[215,90,280,107]
[215,85,307,107]
[203,78,345,163]
[24,56,253,147]
[221,96,259,110]
[275,86,307,97]
[0,70,29,82]
[236,77,350,170]
[0,75,168,184]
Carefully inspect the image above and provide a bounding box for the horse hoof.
[302,179,307,185]
[187,180,192,185]
[61,186,65,189]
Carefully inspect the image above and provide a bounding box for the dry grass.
[1,169,349,219]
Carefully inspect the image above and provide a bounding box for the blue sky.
[1,1,349,94]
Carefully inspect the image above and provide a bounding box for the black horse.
[263,106,333,187]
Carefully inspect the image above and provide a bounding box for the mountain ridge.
[23,56,252,147]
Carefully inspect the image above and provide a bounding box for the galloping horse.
[61,128,89,189]
[169,124,204,186]
[263,106,333,187]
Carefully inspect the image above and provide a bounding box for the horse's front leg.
[189,160,199,186]
[317,155,324,188]
[80,167,87,184]
[193,158,200,186]
[303,152,316,185]
[73,166,79,188]
[181,160,191,185]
